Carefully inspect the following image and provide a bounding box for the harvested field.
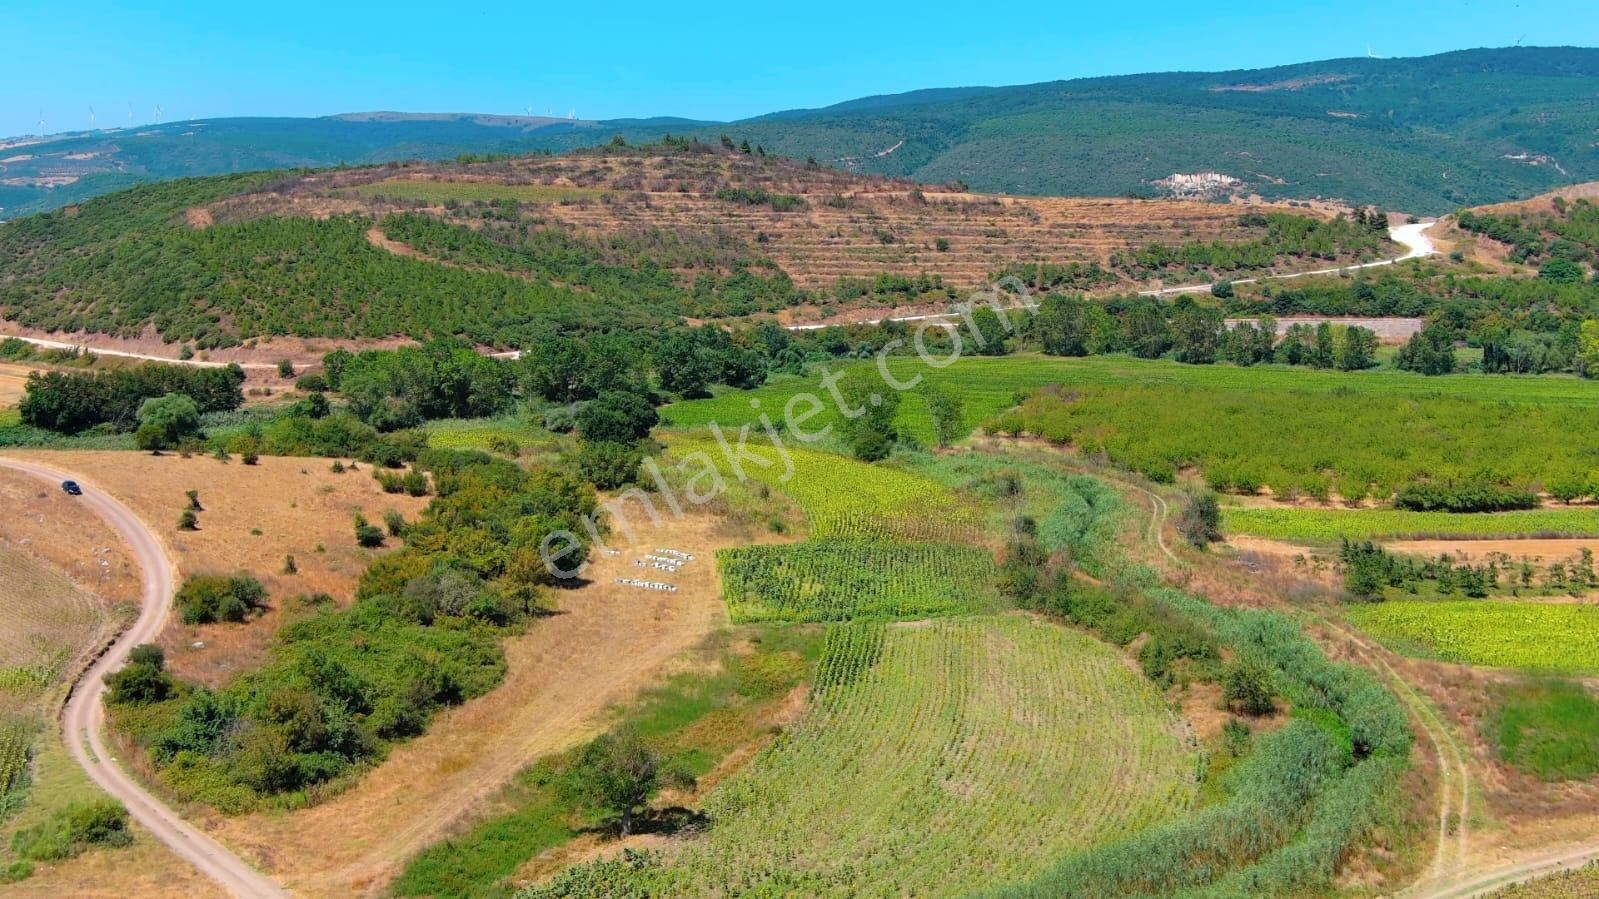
[2,450,429,686]
[208,513,737,897]
[0,362,36,407]
[1223,315,1424,344]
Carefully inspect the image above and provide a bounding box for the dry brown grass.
[207,512,740,897]
[0,362,37,407]
[2,450,429,686]
[3,836,227,899]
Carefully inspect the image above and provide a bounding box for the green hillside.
[4,48,1597,218]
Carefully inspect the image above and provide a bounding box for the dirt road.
[786,221,1438,330]
[0,456,287,899]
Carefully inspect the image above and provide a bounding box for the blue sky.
[2,0,1595,138]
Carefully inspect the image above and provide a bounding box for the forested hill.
[4,47,1596,218]
[723,47,1599,214]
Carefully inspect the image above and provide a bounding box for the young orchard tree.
[920,383,965,448]
[840,376,900,462]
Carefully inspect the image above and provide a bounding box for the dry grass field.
[0,465,221,898]
[208,512,741,897]
[2,450,429,685]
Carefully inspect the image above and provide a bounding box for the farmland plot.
[664,435,984,543]
[1349,600,1599,674]
[540,616,1194,897]
[0,545,117,714]
[719,540,999,623]
[1223,506,1599,542]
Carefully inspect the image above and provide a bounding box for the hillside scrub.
[176,574,269,624]
[108,452,599,811]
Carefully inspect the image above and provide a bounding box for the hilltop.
[0,143,1395,349]
[4,47,1597,218]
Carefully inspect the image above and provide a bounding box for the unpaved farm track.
[1120,467,1599,899]
[1082,461,1484,895]
[0,456,287,899]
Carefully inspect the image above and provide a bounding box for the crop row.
[719,540,999,623]
[0,717,35,818]
[1348,600,1599,674]
[632,616,1195,896]
[1223,506,1599,542]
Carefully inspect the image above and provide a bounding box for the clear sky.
[2,0,1596,138]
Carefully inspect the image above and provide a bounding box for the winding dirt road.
[0,456,287,899]
[1109,463,1599,899]
[788,221,1438,330]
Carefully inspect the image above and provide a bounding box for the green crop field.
[535,616,1194,897]
[1222,507,1599,542]
[720,540,1000,623]
[664,355,1599,467]
[991,381,1597,498]
[1348,601,1599,674]
[337,179,610,204]
[664,434,984,543]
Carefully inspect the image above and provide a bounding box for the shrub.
[354,513,385,548]
[1177,489,1222,548]
[176,574,268,624]
[1394,480,1538,513]
[177,509,199,531]
[577,440,643,490]
[383,510,407,537]
[282,554,298,575]
[185,489,202,511]
[1224,656,1278,716]
[11,800,131,862]
[577,391,658,444]
[105,644,174,704]
[276,359,296,378]
[487,435,520,457]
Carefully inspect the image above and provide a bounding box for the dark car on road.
[61,480,82,496]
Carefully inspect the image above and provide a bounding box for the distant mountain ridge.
[3,46,1597,217]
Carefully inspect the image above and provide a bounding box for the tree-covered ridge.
[1110,210,1392,278]
[6,48,1599,216]
[0,210,670,347]
[1457,196,1599,275]
[0,147,1392,345]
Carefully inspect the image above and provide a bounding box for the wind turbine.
[89,105,96,127]
[153,104,164,122]
[36,111,45,134]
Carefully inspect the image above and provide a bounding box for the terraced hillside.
[236,148,1372,291]
[0,145,1394,346]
